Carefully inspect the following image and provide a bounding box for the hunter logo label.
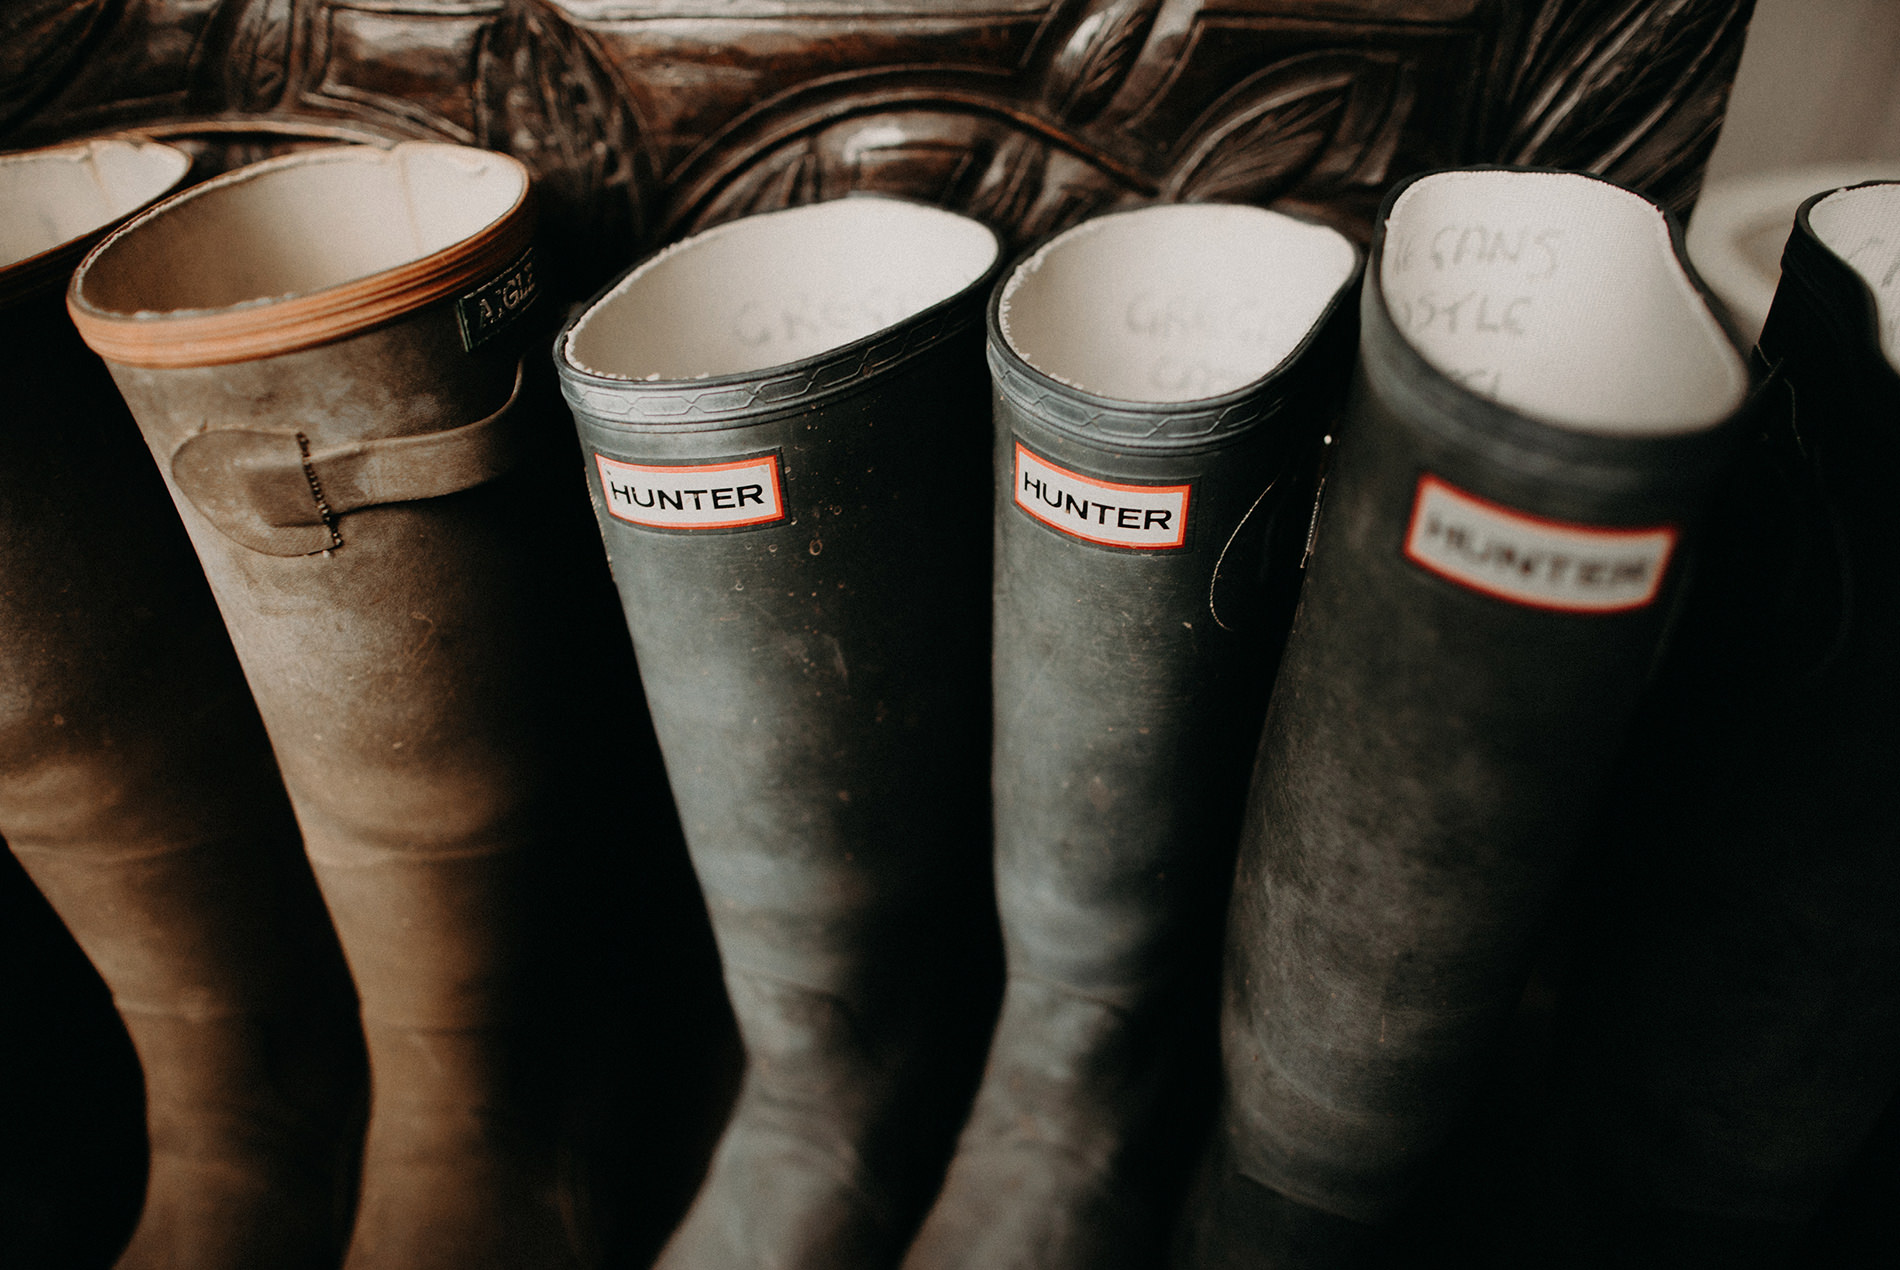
[1013,444,1191,550]
[595,452,786,531]
[1403,474,1675,613]
[456,247,538,351]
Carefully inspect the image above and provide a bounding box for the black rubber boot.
[1,138,365,1269]
[1179,168,1755,1266]
[900,204,1359,1270]
[1536,180,1900,1267]
[555,198,1006,1270]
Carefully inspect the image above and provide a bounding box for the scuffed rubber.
[1185,168,1752,1266]
[557,197,1007,1270]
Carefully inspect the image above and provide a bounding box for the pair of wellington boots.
[1530,181,1900,1267]
[1173,170,1759,1267]
[45,140,601,1268]
[554,196,1361,1268]
[1,138,362,1268]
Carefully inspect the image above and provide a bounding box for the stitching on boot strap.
[169,361,526,557]
[294,431,344,552]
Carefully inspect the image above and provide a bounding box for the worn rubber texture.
[73,156,596,1269]
[0,159,364,1270]
[1185,169,1753,1265]
[1539,180,1900,1265]
[557,201,1006,1270]
[902,209,1360,1270]
[1172,1131,1379,1270]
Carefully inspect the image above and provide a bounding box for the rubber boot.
[555,198,1005,1270]
[899,204,1360,1270]
[1177,169,1754,1267]
[1535,179,1900,1268]
[68,141,590,1270]
[0,136,364,1270]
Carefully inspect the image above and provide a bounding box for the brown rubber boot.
[69,141,595,1270]
[1,138,365,1268]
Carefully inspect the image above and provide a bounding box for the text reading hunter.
[596,452,785,530]
[1014,444,1190,550]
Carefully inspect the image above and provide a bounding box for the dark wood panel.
[0,0,1752,318]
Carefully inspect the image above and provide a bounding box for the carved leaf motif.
[478,0,650,290]
[685,142,825,233]
[1043,0,1162,127]
[1165,64,1358,205]
[226,0,295,112]
[681,103,1127,250]
[1497,0,1753,212]
[962,132,1120,245]
[964,133,1048,235]
[0,0,111,132]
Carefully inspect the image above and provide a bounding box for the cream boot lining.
[1807,183,1900,372]
[0,139,189,268]
[1380,171,1745,435]
[998,204,1358,405]
[76,143,526,316]
[565,198,1000,380]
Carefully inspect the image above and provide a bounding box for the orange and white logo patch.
[1403,474,1675,613]
[1013,443,1190,550]
[595,452,785,530]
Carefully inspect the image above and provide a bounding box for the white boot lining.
[1808,183,1900,372]
[0,140,190,269]
[997,204,1359,405]
[1380,171,1745,435]
[76,144,526,316]
[566,198,1001,381]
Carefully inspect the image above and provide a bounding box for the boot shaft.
[1208,167,1752,1238]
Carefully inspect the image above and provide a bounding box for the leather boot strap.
[171,362,525,557]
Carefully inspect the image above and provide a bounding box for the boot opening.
[0,138,189,268]
[72,142,527,317]
[563,197,1000,380]
[996,203,1358,404]
[1379,170,1745,435]
[1806,182,1900,371]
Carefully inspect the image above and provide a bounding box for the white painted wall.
[1688,0,1900,338]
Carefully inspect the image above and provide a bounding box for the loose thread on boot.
[1209,475,1280,633]
[1301,435,1334,570]
[295,431,343,552]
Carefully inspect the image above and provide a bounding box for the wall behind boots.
[1687,0,1900,339]
[0,2,1761,1267]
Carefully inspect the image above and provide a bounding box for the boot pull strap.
[170,360,526,557]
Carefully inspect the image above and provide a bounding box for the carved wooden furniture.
[2,1,1753,300]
